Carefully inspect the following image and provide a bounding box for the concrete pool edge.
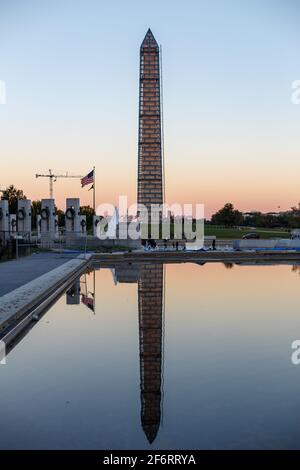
[91,250,300,263]
[0,254,92,336]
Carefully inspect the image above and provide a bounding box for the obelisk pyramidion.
[137,29,163,225]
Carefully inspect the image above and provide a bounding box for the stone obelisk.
[137,29,163,231]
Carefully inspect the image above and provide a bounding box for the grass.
[204,226,291,239]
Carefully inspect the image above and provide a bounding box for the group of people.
[141,238,217,251]
[141,239,157,250]
[141,239,182,251]
[164,240,180,250]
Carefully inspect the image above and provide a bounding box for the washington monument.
[137,29,164,222]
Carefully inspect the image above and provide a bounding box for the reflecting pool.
[1,262,300,449]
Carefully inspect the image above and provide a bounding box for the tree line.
[209,202,300,229]
[2,185,300,230]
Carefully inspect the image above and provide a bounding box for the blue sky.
[0,0,299,215]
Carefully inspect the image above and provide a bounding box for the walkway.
[0,252,76,297]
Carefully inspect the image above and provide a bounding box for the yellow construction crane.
[35,169,84,199]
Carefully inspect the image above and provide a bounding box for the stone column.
[17,200,31,238]
[40,199,57,247]
[65,198,80,235]
[0,200,9,242]
[36,215,41,238]
[9,214,17,235]
[55,215,59,236]
[93,215,101,237]
[79,215,87,236]
[66,280,81,305]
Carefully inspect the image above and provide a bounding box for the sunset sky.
[0,0,299,217]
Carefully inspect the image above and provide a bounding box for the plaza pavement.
[0,252,78,297]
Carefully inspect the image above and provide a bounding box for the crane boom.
[35,169,84,198]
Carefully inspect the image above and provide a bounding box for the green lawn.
[204,226,291,239]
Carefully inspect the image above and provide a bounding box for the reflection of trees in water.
[138,264,163,444]
[223,262,234,269]
[291,265,300,274]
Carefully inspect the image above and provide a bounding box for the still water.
[1,262,300,449]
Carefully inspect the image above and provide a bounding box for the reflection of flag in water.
[81,294,94,312]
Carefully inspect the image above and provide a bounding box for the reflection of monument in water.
[111,262,164,443]
[138,264,164,443]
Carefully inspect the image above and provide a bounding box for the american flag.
[81,169,94,188]
[81,294,94,312]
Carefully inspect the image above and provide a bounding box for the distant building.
[242,211,283,219]
[242,211,256,218]
[265,212,282,217]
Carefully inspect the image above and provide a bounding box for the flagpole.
[93,165,96,213]
[93,268,96,315]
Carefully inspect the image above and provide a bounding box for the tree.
[1,185,26,213]
[31,200,41,229]
[290,203,300,215]
[80,205,95,231]
[211,203,243,227]
[56,209,65,228]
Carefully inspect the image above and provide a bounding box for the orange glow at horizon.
[6,164,299,218]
